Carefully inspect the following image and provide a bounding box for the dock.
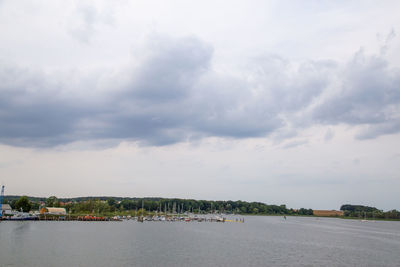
[2,214,245,222]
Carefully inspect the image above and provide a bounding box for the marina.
[1,213,244,222]
[1,185,247,223]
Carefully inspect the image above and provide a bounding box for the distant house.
[40,207,67,215]
[313,210,344,217]
[1,204,12,214]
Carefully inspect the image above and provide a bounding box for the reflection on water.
[13,221,31,236]
[0,216,399,267]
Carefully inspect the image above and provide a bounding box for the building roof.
[313,210,344,216]
[46,207,67,214]
[1,204,12,210]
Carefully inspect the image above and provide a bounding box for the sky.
[1,0,400,210]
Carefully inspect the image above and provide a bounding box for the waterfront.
[1,216,400,266]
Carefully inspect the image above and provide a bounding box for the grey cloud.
[324,128,334,142]
[67,2,115,43]
[0,67,74,146]
[249,56,335,113]
[282,140,308,149]
[126,36,212,102]
[1,35,400,147]
[1,36,282,147]
[102,37,284,143]
[378,28,396,55]
[188,72,283,138]
[356,119,400,140]
[312,48,400,139]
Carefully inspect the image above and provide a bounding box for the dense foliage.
[64,198,304,216]
[14,196,32,212]
[340,204,400,219]
[5,195,313,216]
[5,196,399,219]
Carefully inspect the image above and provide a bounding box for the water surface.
[1,216,399,266]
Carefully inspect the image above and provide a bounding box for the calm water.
[1,216,400,267]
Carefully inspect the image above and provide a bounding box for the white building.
[1,204,12,214]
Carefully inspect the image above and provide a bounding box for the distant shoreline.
[3,195,399,220]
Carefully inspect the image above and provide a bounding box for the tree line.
[340,204,400,220]
[4,195,313,216]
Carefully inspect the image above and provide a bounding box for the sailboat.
[361,212,368,222]
[0,185,4,220]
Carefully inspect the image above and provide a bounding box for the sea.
[0,216,399,266]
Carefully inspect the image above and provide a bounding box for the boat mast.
[0,185,4,218]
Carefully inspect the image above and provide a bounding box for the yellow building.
[313,210,344,217]
[40,207,67,215]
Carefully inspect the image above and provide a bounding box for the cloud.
[0,35,291,147]
[311,46,400,139]
[1,33,400,148]
[125,36,212,101]
[0,65,84,146]
[67,1,116,43]
[324,128,335,142]
[355,119,400,140]
[282,140,308,149]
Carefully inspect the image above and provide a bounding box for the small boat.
[8,212,38,221]
[215,216,225,222]
[360,212,368,222]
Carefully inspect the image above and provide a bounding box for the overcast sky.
[1,0,400,210]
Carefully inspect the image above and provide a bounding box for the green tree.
[137,208,147,216]
[107,198,116,207]
[15,196,32,212]
[46,196,59,207]
[9,199,17,209]
[31,201,40,210]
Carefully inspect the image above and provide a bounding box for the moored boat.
[7,212,39,221]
